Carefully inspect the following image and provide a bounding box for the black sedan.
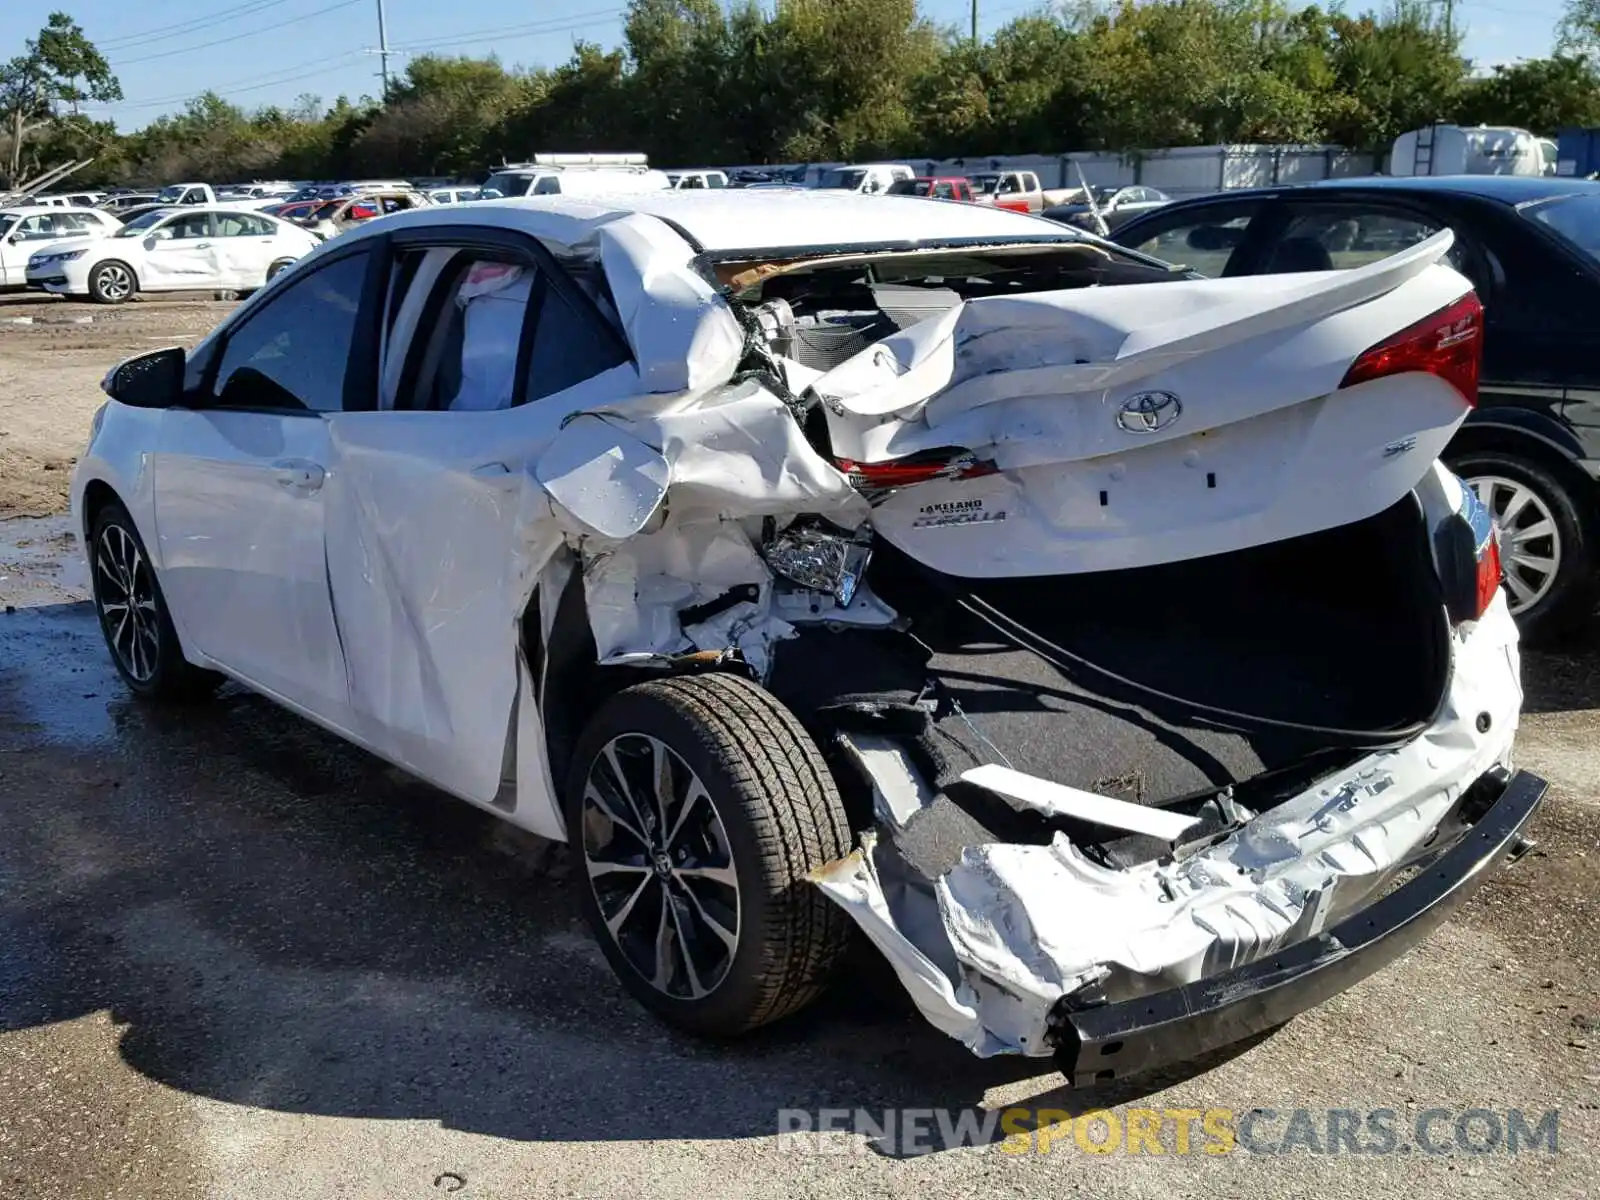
[1114,175,1600,640]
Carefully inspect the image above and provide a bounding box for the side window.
[996,176,1017,195]
[525,279,629,404]
[1131,211,1258,277]
[54,213,91,237]
[210,250,370,413]
[707,174,726,189]
[534,176,562,195]
[17,215,53,240]
[1023,173,1040,192]
[215,212,252,237]
[933,181,954,200]
[1275,209,1442,272]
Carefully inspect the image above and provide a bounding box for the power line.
[387,9,628,52]
[109,0,366,67]
[91,52,366,112]
[97,0,302,51]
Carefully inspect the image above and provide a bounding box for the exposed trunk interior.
[769,496,1451,869]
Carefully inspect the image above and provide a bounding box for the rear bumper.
[1052,768,1546,1086]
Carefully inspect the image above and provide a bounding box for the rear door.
[321,229,634,817]
[151,244,381,723]
[213,210,278,287]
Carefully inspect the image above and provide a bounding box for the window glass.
[164,213,213,240]
[17,215,56,240]
[428,259,535,412]
[1277,210,1438,270]
[1131,213,1255,276]
[933,182,954,199]
[526,282,629,404]
[706,173,726,189]
[1523,194,1600,266]
[216,212,268,236]
[211,250,369,413]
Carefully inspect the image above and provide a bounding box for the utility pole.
[1443,0,1454,41]
[376,0,392,99]
[971,0,978,45]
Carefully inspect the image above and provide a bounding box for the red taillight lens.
[1475,530,1503,620]
[1340,292,1483,406]
[835,449,997,491]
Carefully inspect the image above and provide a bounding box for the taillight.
[1440,478,1502,623]
[1475,533,1503,620]
[835,448,997,492]
[1340,292,1483,406]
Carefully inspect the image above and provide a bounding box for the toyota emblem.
[1116,390,1182,433]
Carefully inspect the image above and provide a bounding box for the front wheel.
[88,501,222,701]
[88,259,137,304]
[1451,450,1599,641]
[566,673,852,1036]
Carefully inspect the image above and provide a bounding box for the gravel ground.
[0,291,235,518]
[0,297,1596,1198]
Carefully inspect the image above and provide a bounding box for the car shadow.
[1520,608,1600,714]
[0,600,1260,1153]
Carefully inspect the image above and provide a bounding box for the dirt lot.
[0,292,236,518]
[0,296,1597,1197]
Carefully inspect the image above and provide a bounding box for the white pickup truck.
[151,183,282,211]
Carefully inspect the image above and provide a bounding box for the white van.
[1390,125,1551,177]
[481,153,669,199]
[812,163,915,195]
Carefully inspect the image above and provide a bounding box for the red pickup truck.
[887,177,975,202]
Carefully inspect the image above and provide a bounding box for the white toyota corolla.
[70,191,1543,1079]
[28,205,320,303]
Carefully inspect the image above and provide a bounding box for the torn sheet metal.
[595,213,745,397]
[962,763,1200,840]
[812,835,1008,1058]
[818,589,1522,1056]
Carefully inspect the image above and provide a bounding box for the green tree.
[0,11,121,186]
[1458,55,1600,132]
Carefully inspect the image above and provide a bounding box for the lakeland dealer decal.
[912,497,1008,529]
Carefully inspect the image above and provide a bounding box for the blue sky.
[10,0,1574,131]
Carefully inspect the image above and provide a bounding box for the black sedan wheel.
[566,673,852,1035]
[1452,450,1598,641]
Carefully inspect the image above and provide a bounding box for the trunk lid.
[817,231,1478,577]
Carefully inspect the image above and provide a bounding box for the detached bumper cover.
[1053,768,1546,1086]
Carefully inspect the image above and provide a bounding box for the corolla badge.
[1116,390,1183,434]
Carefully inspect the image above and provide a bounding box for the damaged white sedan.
[72,190,1545,1081]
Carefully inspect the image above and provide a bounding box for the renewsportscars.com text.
[775,1105,1561,1158]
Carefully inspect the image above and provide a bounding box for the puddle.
[0,514,89,609]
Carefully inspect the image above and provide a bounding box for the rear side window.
[1276,210,1442,271]
[211,250,371,413]
[526,283,629,403]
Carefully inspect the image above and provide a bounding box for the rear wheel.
[265,257,296,282]
[1450,449,1598,640]
[566,673,852,1036]
[89,501,222,701]
[88,260,136,304]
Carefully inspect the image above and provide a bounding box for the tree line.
[7,0,1600,190]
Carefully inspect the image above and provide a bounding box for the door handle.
[194,241,211,249]
[272,458,325,493]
